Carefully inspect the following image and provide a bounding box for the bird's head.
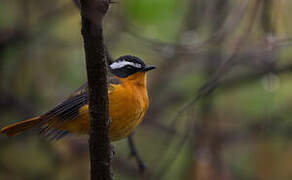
[109,55,156,78]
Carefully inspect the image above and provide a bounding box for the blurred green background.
[1,0,292,179]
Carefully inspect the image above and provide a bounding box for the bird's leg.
[108,117,112,127]
[110,144,115,160]
[108,143,115,179]
[108,117,115,161]
[128,133,146,174]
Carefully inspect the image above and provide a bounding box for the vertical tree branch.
[79,0,112,179]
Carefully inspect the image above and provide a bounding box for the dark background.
[1,0,292,179]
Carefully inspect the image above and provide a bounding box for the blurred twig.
[117,0,249,56]
[147,1,263,179]
[128,134,147,175]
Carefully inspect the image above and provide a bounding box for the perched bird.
[1,55,155,141]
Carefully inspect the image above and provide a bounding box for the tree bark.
[79,0,112,179]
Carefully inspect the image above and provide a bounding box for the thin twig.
[128,134,147,175]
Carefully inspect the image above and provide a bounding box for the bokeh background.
[1,0,292,179]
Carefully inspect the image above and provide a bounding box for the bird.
[1,55,156,141]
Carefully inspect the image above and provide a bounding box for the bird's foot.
[110,144,115,161]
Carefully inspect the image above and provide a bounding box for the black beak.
[141,65,156,72]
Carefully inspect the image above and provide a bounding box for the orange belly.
[59,84,149,141]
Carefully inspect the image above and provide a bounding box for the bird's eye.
[125,66,134,70]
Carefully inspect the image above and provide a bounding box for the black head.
[109,55,156,78]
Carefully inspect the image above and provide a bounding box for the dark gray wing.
[40,74,120,141]
[40,84,89,140]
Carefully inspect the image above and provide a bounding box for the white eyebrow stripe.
[110,60,142,69]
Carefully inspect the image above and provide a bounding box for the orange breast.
[61,82,148,141]
[108,83,149,141]
[59,72,149,141]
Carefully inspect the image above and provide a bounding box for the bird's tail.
[1,116,42,136]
